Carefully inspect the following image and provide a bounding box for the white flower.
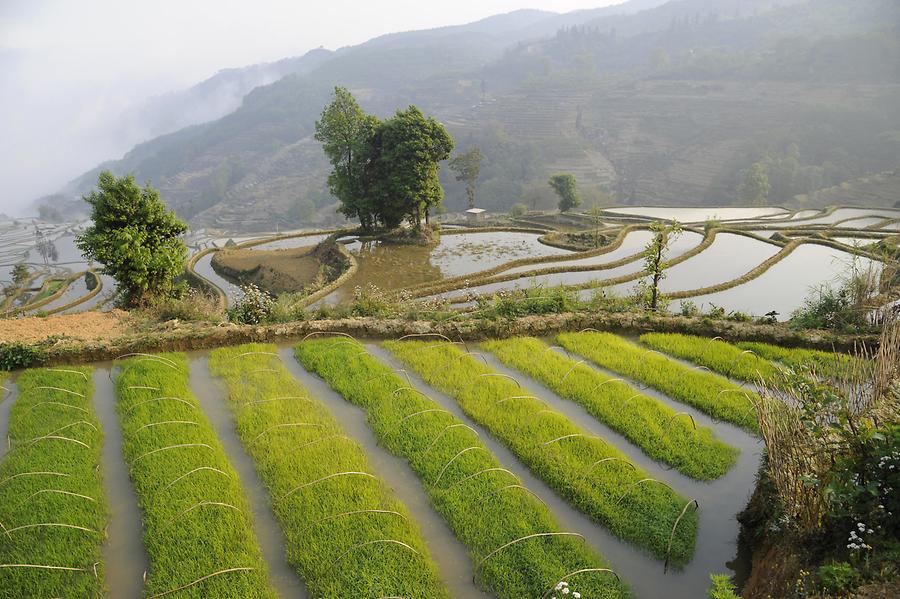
[562,589,570,595]
[573,593,581,599]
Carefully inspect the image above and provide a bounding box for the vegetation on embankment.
[385,340,698,567]
[735,340,867,382]
[208,343,449,598]
[558,332,760,433]
[483,337,738,479]
[0,367,106,597]
[641,332,784,385]
[296,337,630,598]
[115,354,275,598]
[4,308,881,370]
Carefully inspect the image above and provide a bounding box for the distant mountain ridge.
[54,0,900,229]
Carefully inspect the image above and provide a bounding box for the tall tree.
[314,87,381,230]
[449,148,483,209]
[76,171,188,305]
[549,173,582,212]
[378,106,454,229]
[639,220,682,312]
[738,161,771,206]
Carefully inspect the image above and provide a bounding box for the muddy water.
[277,346,490,599]
[193,251,241,306]
[0,376,18,461]
[188,355,307,598]
[604,207,787,222]
[368,343,760,599]
[93,367,148,599]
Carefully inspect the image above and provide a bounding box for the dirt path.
[0,310,130,343]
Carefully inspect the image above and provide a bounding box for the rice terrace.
[2,1,900,598]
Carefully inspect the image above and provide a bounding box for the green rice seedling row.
[0,367,106,597]
[484,337,738,479]
[735,341,865,381]
[385,340,698,568]
[208,343,448,598]
[296,337,631,598]
[115,354,275,598]
[558,332,760,433]
[640,333,784,384]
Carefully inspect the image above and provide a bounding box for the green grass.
[484,338,739,479]
[640,333,784,384]
[735,341,864,381]
[385,340,699,568]
[0,367,106,597]
[296,338,631,598]
[208,343,448,598]
[558,332,760,433]
[115,354,275,598]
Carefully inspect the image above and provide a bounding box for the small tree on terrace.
[549,173,582,212]
[449,148,482,209]
[637,220,682,312]
[76,170,188,306]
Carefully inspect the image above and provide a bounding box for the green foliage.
[548,173,582,212]
[817,562,859,594]
[144,288,222,323]
[0,367,106,597]
[448,148,482,209]
[315,88,454,230]
[0,342,45,370]
[296,339,629,599]
[11,263,29,286]
[736,341,864,381]
[209,344,448,598]
[559,332,760,433]
[115,354,275,598]
[227,284,276,324]
[508,203,528,218]
[486,337,738,479]
[679,300,699,317]
[790,257,880,332]
[738,161,771,206]
[637,220,682,312]
[707,574,740,599]
[640,333,784,385]
[76,171,188,305]
[476,284,577,320]
[386,340,698,566]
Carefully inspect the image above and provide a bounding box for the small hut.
[465,208,486,223]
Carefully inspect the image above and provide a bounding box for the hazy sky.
[0,0,621,215]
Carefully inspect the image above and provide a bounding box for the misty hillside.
[58,0,900,230]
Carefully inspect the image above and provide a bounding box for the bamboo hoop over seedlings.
[662,412,697,432]
[390,387,432,401]
[421,424,480,456]
[0,471,69,490]
[582,457,637,479]
[301,331,357,342]
[455,352,490,366]
[395,409,451,427]
[496,395,539,405]
[589,378,630,394]
[560,361,587,385]
[300,509,407,534]
[22,401,89,416]
[22,435,90,450]
[230,351,279,361]
[443,468,519,493]
[434,447,488,486]
[46,369,88,380]
[484,484,548,508]
[541,569,621,599]
[540,433,602,449]
[331,539,421,565]
[29,386,84,398]
[124,397,197,414]
[147,567,256,598]
[477,373,521,387]
[134,443,213,463]
[163,501,243,529]
[249,422,325,444]
[239,396,315,410]
[126,386,160,392]
[0,564,93,573]
[476,532,585,571]
[280,471,377,501]
[5,523,100,536]
[397,333,452,343]
[113,353,179,368]
[614,478,677,506]
[664,499,700,573]
[134,420,199,433]
[160,467,231,493]
[292,433,356,454]
[322,341,362,355]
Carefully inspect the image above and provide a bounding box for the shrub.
[679,300,699,317]
[0,342,45,370]
[817,562,859,594]
[509,203,528,218]
[707,574,739,599]
[227,283,276,324]
[145,288,222,322]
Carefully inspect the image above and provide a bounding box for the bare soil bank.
[0,310,130,344]
[26,311,878,369]
[211,246,322,294]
